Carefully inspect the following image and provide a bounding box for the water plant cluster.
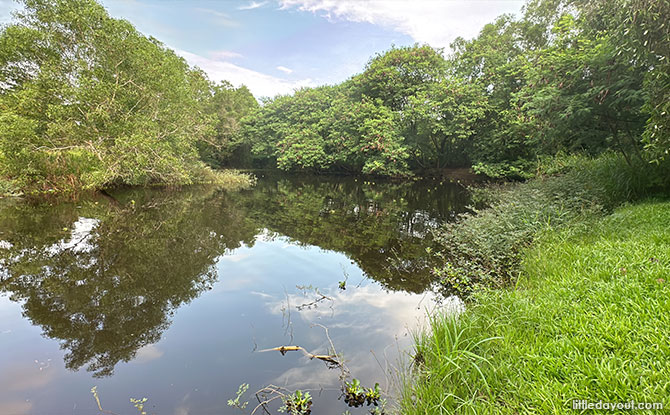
[343,379,382,409]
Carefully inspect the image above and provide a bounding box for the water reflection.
[0,175,468,414]
[0,187,255,377]
[231,175,469,292]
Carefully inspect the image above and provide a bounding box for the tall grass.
[401,200,670,414]
[399,313,499,414]
[195,168,257,191]
[432,153,670,294]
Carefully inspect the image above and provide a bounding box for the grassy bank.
[401,199,670,414]
[431,153,670,295]
[0,168,255,198]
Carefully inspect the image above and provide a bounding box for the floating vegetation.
[343,379,382,409]
[280,390,312,415]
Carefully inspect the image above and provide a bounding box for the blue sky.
[0,0,525,97]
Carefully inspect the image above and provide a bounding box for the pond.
[0,174,469,415]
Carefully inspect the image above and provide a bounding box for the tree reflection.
[0,176,468,377]
[232,175,469,293]
[0,187,257,377]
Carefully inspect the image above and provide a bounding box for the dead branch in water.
[257,345,341,366]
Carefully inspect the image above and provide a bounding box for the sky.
[0,0,525,98]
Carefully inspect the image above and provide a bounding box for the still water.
[0,175,469,415]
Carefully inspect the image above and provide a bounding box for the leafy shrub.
[434,153,670,293]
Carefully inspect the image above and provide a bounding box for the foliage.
[515,13,647,163]
[198,82,258,168]
[0,177,21,197]
[237,0,666,178]
[0,0,252,195]
[280,390,312,415]
[576,0,670,162]
[352,44,447,111]
[404,78,486,168]
[227,383,250,411]
[401,200,670,414]
[2,0,667,187]
[343,379,382,408]
[433,153,670,294]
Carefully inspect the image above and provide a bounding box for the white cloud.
[238,1,269,10]
[276,65,293,74]
[178,49,315,98]
[208,50,244,60]
[134,344,164,363]
[278,0,525,49]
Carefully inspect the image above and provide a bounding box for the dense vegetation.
[0,0,256,195]
[430,153,670,295]
[231,0,668,178]
[401,199,670,414]
[2,0,667,194]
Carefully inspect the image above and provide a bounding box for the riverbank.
[400,157,670,413]
[0,169,256,198]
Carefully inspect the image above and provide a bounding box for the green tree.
[449,15,537,178]
[405,78,487,168]
[353,44,447,111]
[198,82,258,168]
[575,0,669,161]
[242,86,337,169]
[326,96,410,176]
[515,13,647,164]
[0,0,219,193]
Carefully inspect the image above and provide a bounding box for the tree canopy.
[230,0,668,178]
[1,0,667,192]
[0,0,256,194]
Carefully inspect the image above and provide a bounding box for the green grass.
[401,200,670,414]
[433,153,670,294]
[196,168,257,191]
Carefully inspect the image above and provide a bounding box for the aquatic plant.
[280,390,312,415]
[343,379,382,408]
[227,383,250,411]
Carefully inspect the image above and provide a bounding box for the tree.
[353,44,447,111]
[405,78,487,168]
[575,0,670,161]
[326,95,410,176]
[515,13,647,164]
[198,82,258,168]
[0,0,218,193]
[242,85,337,170]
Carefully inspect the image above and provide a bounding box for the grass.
[432,153,670,294]
[400,200,670,414]
[197,167,257,191]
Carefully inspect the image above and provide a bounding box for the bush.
[433,153,670,294]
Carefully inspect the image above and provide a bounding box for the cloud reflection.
[262,283,463,392]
